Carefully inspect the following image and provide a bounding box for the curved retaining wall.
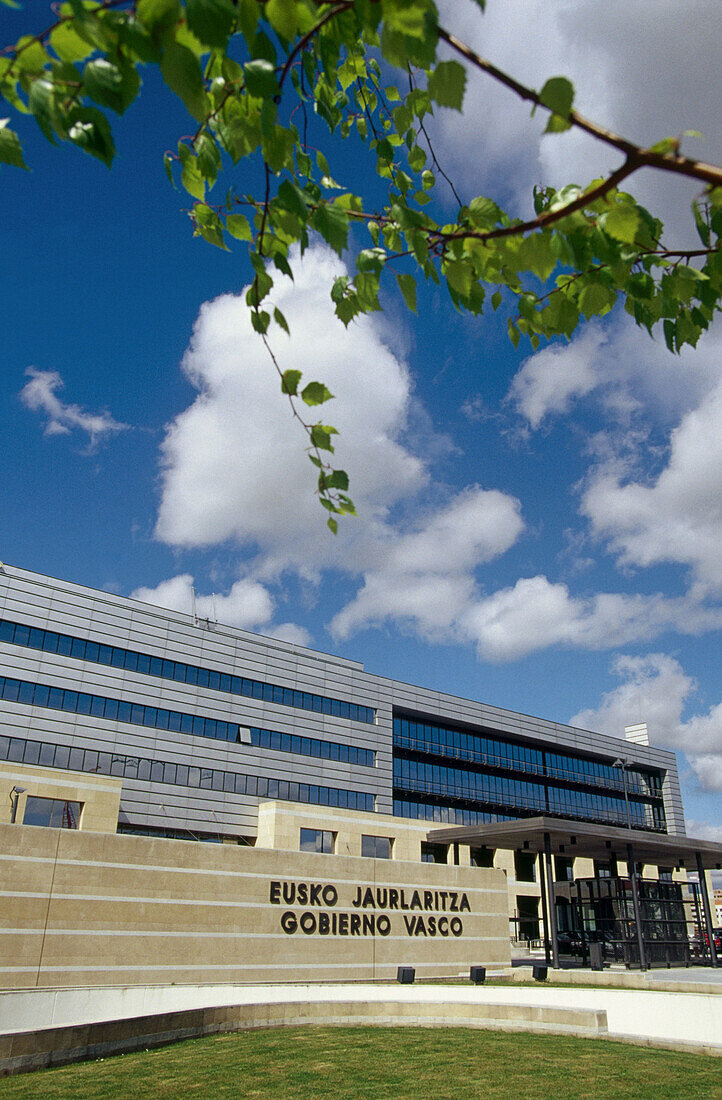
[0,999,608,1076]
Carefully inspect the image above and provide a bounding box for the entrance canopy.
[426,816,722,870]
[427,816,722,970]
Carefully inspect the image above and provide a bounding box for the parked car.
[556,931,584,955]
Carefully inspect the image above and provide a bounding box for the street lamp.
[9,786,27,824]
[613,759,632,830]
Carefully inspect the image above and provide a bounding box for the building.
[0,564,718,987]
[0,564,684,844]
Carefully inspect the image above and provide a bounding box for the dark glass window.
[514,851,537,882]
[470,846,495,868]
[0,616,375,724]
[421,842,448,864]
[300,828,336,854]
[23,796,82,829]
[361,834,392,859]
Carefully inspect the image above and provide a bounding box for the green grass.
[1,1028,720,1100]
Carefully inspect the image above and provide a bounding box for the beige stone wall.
[0,762,121,833]
[0,822,510,990]
[257,801,477,864]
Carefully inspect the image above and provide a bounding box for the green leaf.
[50,22,95,63]
[67,107,115,166]
[0,123,28,169]
[226,213,252,240]
[600,205,640,244]
[357,248,386,274]
[163,152,176,186]
[578,282,613,319]
[180,153,205,200]
[186,0,236,49]
[323,469,349,491]
[83,59,132,115]
[273,306,290,334]
[427,60,466,111]
[539,76,574,131]
[310,423,338,452]
[194,202,228,249]
[312,204,349,256]
[649,136,678,155]
[445,258,473,298]
[327,516,338,535]
[467,195,501,227]
[251,309,270,333]
[28,80,59,144]
[382,0,434,40]
[244,58,279,98]
[266,0,297,39]
[137,0,181,32]
[161,43,207,121]
[281,369,302,395]
[277,179,308,220]
[395,272,417,312]
[301,381,334,407]
[196,131,221,186]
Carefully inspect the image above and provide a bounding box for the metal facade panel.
[0,564,684,841]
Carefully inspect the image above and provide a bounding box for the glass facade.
[0,676,373,769]
[393,713,666,832]
[0,733,375,812]
[250,727,373,768]
[0,618,375,724]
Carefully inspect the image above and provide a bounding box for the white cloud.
[460,577,722,662]
[570,653,722,791]
[267,622,312,647]
[154,244,526,642]
[155,245,425,569]
[435,1,720,241]
[130,573,274,631]
[686,820,722,844]
[19,368,128,448]
[508,326,604,430]
[508,317,722,431]
[582,376,722,597]
[331,487,522,639]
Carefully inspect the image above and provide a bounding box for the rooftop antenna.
[191,585,198,626]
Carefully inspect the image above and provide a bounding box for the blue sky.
[2,1,721,837]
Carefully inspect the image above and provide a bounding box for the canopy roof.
[426,816,722,870]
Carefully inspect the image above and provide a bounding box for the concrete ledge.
[513,968,722,996]
[0,1000,608,1076]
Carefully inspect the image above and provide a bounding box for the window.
[554,855,575,882]
[23,796,82,829]
[361,834,393,859]
[299,828,336,854]
[470,846,495,868]
[514,851,537,883]
[594,859,613,879]
[421,842,448,864]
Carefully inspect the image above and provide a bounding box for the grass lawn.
[0,1027,720,1100]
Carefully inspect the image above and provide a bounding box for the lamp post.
[613,758,632,829]
[9,786,27,824]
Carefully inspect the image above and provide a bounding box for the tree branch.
[437,26,722,189]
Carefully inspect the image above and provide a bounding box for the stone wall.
[0,823,510,989]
